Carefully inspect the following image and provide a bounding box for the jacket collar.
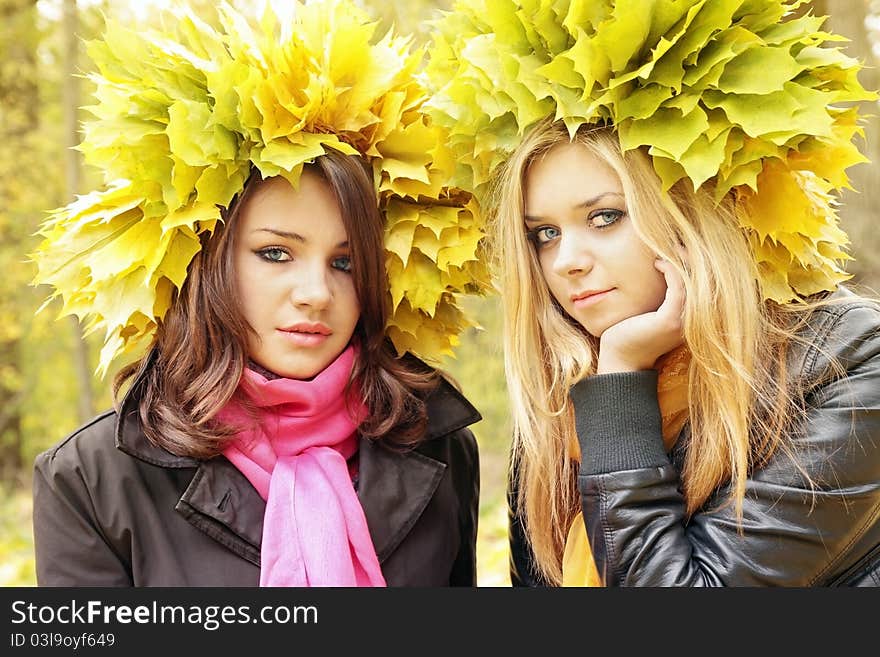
[115,366,481,566]
[115,357,481,466]
[359,375,481,561]
[174,431,454,565]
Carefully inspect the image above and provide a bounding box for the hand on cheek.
[596,258,686,375]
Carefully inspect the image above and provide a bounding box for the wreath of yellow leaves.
[423,0,875,303]
[31,0,490,376]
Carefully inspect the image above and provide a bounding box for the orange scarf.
[561,345,691,586]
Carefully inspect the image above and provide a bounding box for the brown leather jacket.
[34,367,481,586]
[510,286,880,586]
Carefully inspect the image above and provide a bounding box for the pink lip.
[571,288,614,307]
[279,322,331,335]
[277,322,332,347]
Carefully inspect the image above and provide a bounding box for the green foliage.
[1,1,60,480]
[440,294,513,585]
[0,485,36,586]
[441,295,510,452]
[0,0,109,481]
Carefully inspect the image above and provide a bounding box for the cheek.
[640,262,668,311]
[237,293,261,333]
[232,266,252,316]
[343,286,361,325]
[332,277,360,323]
[615,234,665,308]
[235,268,278,328]
[233,253,256,297]
[536,252,564,299]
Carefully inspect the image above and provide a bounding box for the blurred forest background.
[1,0,878,587]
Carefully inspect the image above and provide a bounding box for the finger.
[654,259,685,322]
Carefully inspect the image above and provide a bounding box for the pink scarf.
[220,345,386,587]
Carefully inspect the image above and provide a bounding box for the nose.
[290,262,332,310]
[550,228,594,278]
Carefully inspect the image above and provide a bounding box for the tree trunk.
[63,0,95,422]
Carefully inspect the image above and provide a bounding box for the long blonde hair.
[491,119,833,584]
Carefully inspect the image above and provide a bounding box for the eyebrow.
[253,227,348,249]
[524,191,625,223]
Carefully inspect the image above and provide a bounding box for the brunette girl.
[32,0,483,587]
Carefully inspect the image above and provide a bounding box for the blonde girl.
[497,119,880,586]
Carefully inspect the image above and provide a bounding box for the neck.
[247,359,283,381]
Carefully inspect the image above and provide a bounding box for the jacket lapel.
[357,376,481,563]
[176,443,452,568]
[114,367,266,566]
[357,439,446,562]
[176,457,265,567]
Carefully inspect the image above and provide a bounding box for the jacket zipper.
[828,541,880,586]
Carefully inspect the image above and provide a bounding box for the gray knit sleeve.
[569,371,669,475]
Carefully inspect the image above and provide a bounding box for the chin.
[570,313,612,338]
[579,304,649,338]
[285,362,328,381]
[260,354,326,381]
[583,324,609,339]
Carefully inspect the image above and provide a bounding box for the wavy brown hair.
[113,149,438,458]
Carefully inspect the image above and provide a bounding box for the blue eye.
[257,247,290,262]
[526,226,560,246]
[332,256,352,273]
[589,209,624,229]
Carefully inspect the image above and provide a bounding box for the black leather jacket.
[510,287,880,586]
